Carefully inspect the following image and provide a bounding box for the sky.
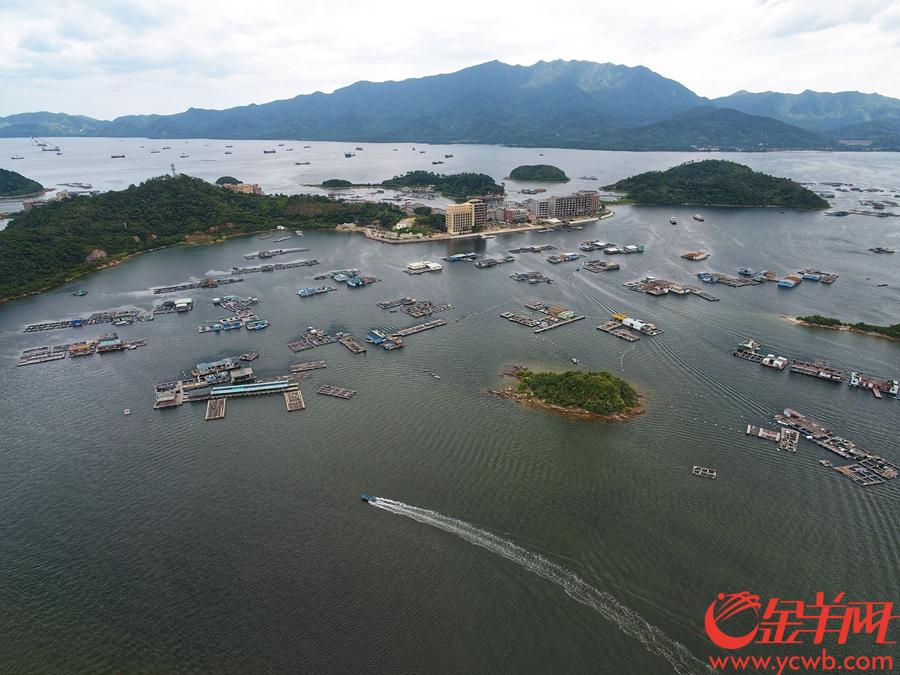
[2,0,899,119]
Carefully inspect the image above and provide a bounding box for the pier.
[205,398,226,420]
[392,319,447,337]
[25,308,152,333]
[153,277,243,295]
[284,389,306,411]
[290,360,327,373]
[243,247,309,260]
[231,259,318,274]
[317,385,357,399]
[508,245,556,254]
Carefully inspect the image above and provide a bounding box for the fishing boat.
[669,217,677,225]
[72,289,88,297]
[693,214,705,222]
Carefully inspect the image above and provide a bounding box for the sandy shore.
[780,315,900,344]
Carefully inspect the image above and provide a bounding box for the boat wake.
[368,497,710,674]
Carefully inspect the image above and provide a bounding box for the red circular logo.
[705,592,762,650]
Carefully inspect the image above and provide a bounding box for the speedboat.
[360,493,377,503]
[123,409,131,416]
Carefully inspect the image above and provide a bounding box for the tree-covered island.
[508,165,569,182]
[605,160,828,209]
[491,368,642,421]
[0,174,403,302]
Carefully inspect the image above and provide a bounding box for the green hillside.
[0,168,44,197]
[605,160,829,209]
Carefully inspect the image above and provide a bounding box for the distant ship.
[669,217,677,225]
[150,149,160,154]
[295,161,310,165]
[869,246,895,254]
[432,160,444,165]
[110,154,125,159]
[344,152,355,158]
[444,153,453,158]
[72,289,88,297]
[225,151,233,154]
[571,357,579,364]
[180,154,189,158]
[693,214,705,222]
[263,149,276,154]
[10,155,23,160]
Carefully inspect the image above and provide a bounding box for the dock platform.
[205,398,226,420]
[317,385,357,399]
[392,319,447,337]
[284,390,306,411]
[338,334,367,353]
[597,321,640,341]
[290,360,327,373]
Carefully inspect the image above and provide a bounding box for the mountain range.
[3,60,899,150]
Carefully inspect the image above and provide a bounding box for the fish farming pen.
[475,255,515,268]
[597,321,640,342]
[692,466,717,479]
[243,247,309,260]
[231,259,319,274]
[338,334,367,353]
[377,297,417,310]
[17,334,148,366]
[290,360,327,373]
[288,327,337,352]
[695,272,760,287]
[205,398,226,420]
[510,272,553,284]
[153,278,243,295]
[500,312,541,328]
[25,309,151,333]
[284,390,306,411]
[582,260,620,273]
[508,245,556,254]
[317,385,357,399]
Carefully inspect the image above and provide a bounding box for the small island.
[321,178,353,189]
[793,315,900,343]
[491,367,641,421]
[508,165,569,182]
[0,168,45,198]
[604,159,828,209]
[381,171,502,201]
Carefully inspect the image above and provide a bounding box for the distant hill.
[3,60,900,150]
[712,89,900,131]
[0,168,44,197]
[601,107,829,151]
[605,160,829,209]
[0,175,402,301]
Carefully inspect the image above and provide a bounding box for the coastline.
[0,225,310,305]
[357,209,614,245]
[0,205,615,302]
[780,315,900,344]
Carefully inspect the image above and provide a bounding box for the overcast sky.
[2,0,899,119]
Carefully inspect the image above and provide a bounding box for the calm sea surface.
[1,139,898,673]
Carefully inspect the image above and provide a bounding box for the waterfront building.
[526,191,600,219]
[445,198,487,234]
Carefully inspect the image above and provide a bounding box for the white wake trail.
[369,497,711,675]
